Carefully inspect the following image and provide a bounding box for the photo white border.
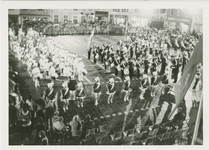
[1,1,209,150]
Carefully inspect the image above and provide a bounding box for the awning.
[95,11,108,17]
[19,14,50,17]
[115,15,128,18]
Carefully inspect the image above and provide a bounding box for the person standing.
[68,75,77,108]
[123,76,132,102]
[60,82,70,113]
[45,82,57,109]
[38,130,49,145]
[76,82,85,108]
[93,77,101,106]
[139,74,149,100]
[106,78,116,104]
[159,53,167,75]
[150,71,159,97]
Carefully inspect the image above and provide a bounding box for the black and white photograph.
[2,1,206,147]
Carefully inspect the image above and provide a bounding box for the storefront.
[165,17,190,33]
[95,11,108,23]
[114,15,128,25]
[80,12,95,23]
[131,16,149,27]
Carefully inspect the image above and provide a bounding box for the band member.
[120,60,127,80]
[150,71,159,97]
[49,63,58,84]
[150,57,157,75]
[108,57,114,72]
[93,77,101,106]
[31,63,42,88]
[128,59,134,80]
[144,58,149,74]
[114,55,121,76]
[76,82,85,107]
[123,76,132,101]
[106,78,116,104]
[60,82,70,112]
[136,57,141,79]
[45,82,57,109]
[103,55,108,69]
[162,71,169,85]
[77,57,85,82]
[139,74,150,99]
[170,55,181,83]
[159,53,167,75]
[93,47,99,64]
[68,75,77,106]
[88,46,92,60]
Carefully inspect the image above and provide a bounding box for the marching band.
[11,26,200,116]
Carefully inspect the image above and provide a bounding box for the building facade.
[9,9,202,33]
[9,9,50,26]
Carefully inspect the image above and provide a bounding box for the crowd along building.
[9,9,202,33]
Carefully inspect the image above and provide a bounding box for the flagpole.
[191,89,203,145]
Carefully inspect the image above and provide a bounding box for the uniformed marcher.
[150,71,159,97]
[93,77,101,106]
[60,82,70,112]
[123,76,132,101]
[106,78,116,104]
[76,82,85,108]
[139,74,150,99]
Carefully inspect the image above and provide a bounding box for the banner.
[87,28,95,50]
[169,35,203,118]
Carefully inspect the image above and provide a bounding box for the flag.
[169,35,203,118]
[87,28,95,50]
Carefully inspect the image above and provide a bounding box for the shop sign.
[113,9,120,12]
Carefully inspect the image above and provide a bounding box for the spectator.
[171,107,186,129]
[82,114,95,136]
[38,130,49,145]
[68,115,81,137]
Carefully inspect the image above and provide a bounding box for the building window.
[72,15,78,24]
[73,9,78,11]
[37,9,44,11]
[64,15,68,23]
[88,9,93,11]
[170,9,174,16]
[80,9,85,11]
[160,9,166,13]
[135,9,140,13]
[113,9,120,12]
[54,15,59,22]
[122,9,128,12]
